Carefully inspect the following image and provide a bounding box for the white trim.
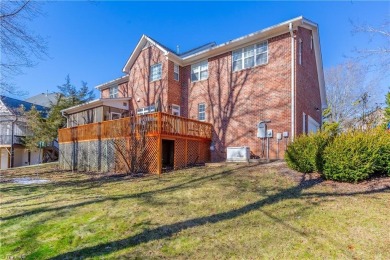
[61,98,131,114]
[302,112,306,134]
[110,112,121,120]
[95,75,128,90]
[289,22,295,140]
[123,16,309,70]
[123,35,171,73]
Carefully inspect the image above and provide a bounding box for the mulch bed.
[269,161,390,193]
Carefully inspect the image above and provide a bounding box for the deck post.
[157,112,162,175]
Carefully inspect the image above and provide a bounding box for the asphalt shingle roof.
[0,95,49,117]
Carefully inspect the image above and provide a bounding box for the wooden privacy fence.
[58,112,212,174]
[58,112,212,143]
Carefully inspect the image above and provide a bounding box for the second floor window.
[137,105,156,115]
[174,64,179,81]
[191,60,208,82]
[298,39,302,65]
[232,41,268,71]
[198,103,205,121]
[150,63,162,82]
[109,86,118,98]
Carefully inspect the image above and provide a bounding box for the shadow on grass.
[50,174,389,259]
[0,165,251,221]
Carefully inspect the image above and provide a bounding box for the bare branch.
[0,0,30,19]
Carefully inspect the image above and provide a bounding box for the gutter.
[289,22,295,140]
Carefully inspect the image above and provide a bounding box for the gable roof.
[95,75,129,91]
[0,95,48,117]
[25,92,61,107]
[121,16,326,108]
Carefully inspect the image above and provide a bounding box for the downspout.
[289,22,295,140]
[61,111,68,128]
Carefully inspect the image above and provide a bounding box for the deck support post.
[157,112,162,175]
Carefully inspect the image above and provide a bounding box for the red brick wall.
[167,60,182,112]
[184,33,293,161]
[102,45,172,114]
[295,27,322,135]
[99,27,322,161]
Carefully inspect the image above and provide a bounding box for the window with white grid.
[198,103,205,121]
[191,60,208,82]
[150,63,162,82]
[232,41,268,72]
[174,64,179,81]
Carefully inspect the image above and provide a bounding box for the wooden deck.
[58,113,212,174]
[58,112,212,143]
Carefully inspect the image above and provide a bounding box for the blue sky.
[12,1,390,103]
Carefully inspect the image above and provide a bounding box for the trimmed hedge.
[323,128,390,182]
[285,128,390,183]
[285,132,331,173]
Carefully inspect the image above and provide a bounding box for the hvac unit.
[226,147,250,162]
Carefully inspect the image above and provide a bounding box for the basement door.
[162,139,174,170]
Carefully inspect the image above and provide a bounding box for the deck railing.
[58,112,212,143]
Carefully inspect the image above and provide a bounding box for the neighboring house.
[25,92,61,107]
[59,16,326,173]
[349,107,386,130]
[0,96,50,169]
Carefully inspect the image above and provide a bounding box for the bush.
[285,132,331,173]
[323,128,390,182]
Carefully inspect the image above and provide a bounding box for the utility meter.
[267,129,273,138]
[257,122,267,138]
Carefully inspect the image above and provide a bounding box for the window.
[174,64,179,81]
[171,104,180,116]
[150,63,162,82]
[232,41,268,72]
[308,116,319,133]
[298,39,302,65]
[110,112,121,120]
[136,105,156,115]
[198,103,205,121]
[191,60,208,82]
[302,112,306,134]
[109,86,118,98]
[310,35,313,50]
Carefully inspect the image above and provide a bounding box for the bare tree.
[324,61,376,130]
[352,19,390,78]
[0,0,47,95]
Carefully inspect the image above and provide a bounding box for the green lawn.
[1,162,389,259]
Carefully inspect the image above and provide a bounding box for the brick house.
[59,16,326,173]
